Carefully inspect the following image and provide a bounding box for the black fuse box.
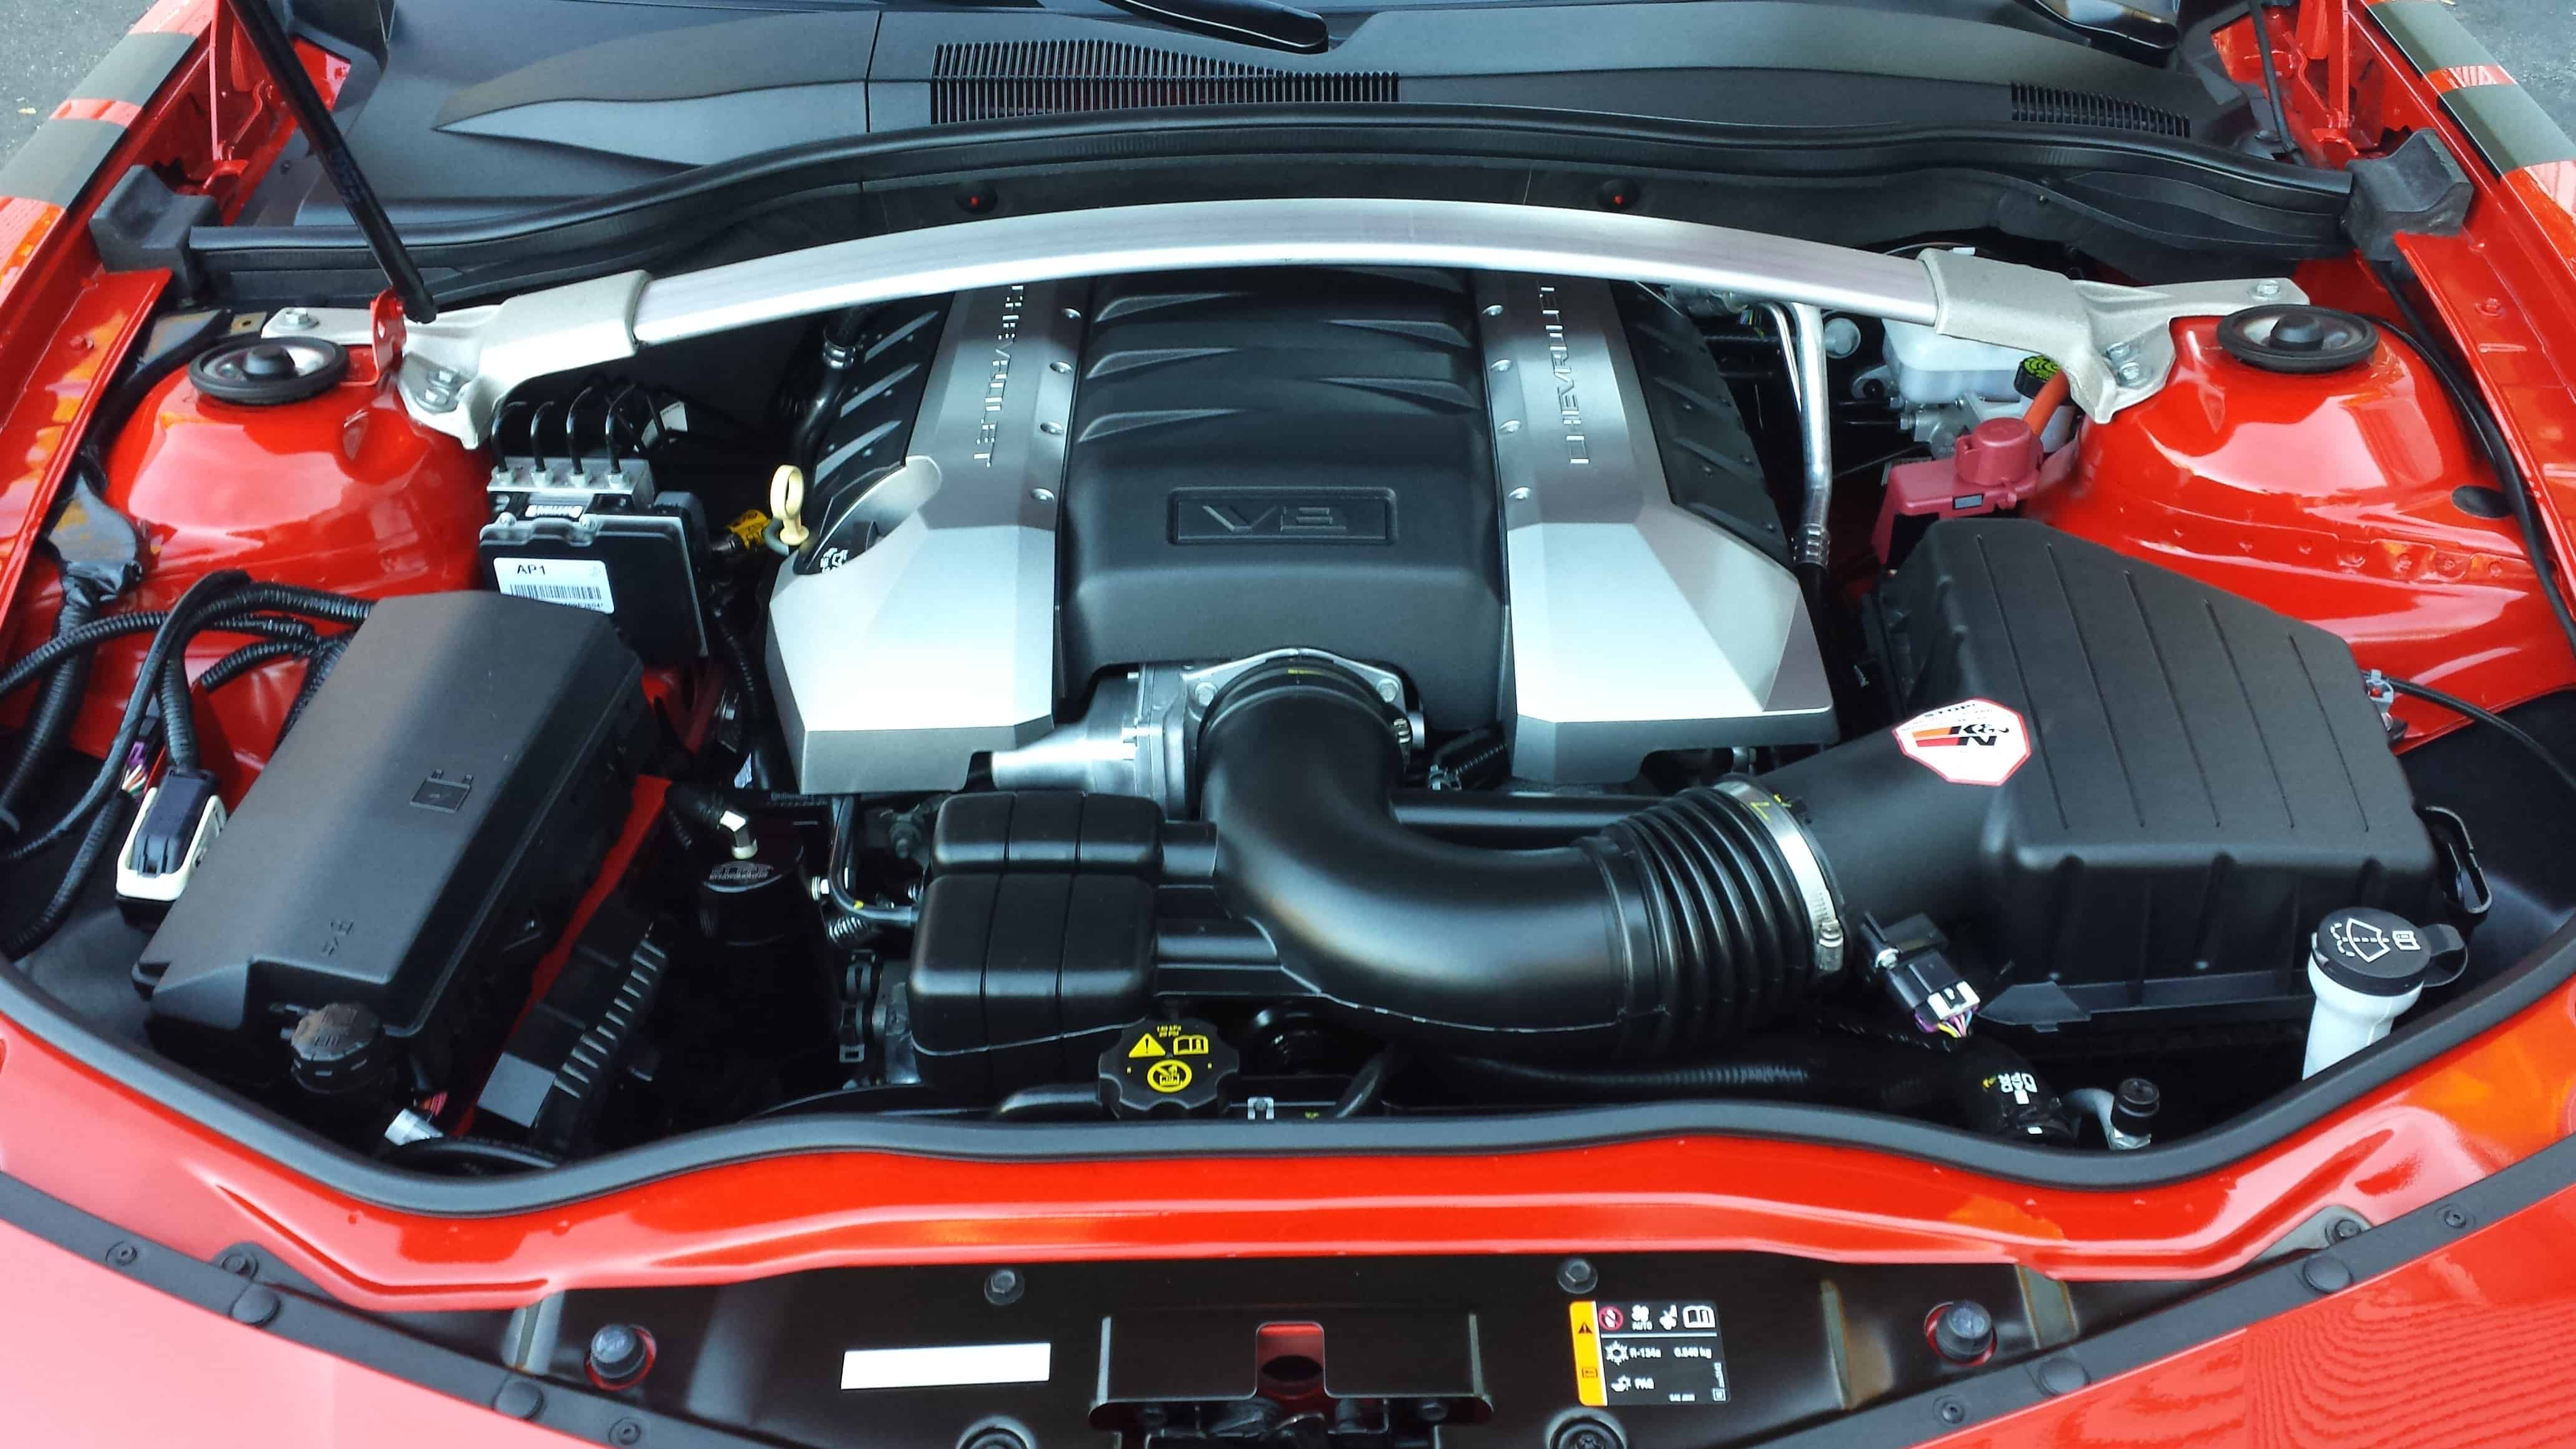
[139,592,649,1088]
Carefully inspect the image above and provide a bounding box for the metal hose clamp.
[1715,778,1847,977]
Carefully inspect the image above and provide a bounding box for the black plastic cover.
[909,871,1156,1096]
[1774,520,2437,1027]
[1058,269,1504,729]
[930,791,1160,874]
[475,899,668,1153]
[1612,283,1791,563]
[140,592,648,1084]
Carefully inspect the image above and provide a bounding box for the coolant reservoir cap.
[2310,909,2461,997]
[1100,1018,1239,1118]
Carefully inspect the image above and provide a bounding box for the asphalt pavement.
[3,0,152,157]
[1,1,2572,182]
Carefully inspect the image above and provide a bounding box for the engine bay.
[6,208,2565,1177]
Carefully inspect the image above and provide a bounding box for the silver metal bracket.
[381,198,2301,450]
[1920,250,2307,422]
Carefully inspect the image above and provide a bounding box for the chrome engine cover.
[1478,274,1836,781]
[769,271,1833,795]
[766,282,1082,793]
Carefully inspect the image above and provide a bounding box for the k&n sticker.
[1893,698,2030,786]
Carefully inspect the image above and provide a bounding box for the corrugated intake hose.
[1195,659,1842,1059]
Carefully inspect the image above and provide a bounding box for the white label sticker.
[841,1342,1051,1391]
[494,557,614,615]
[1893,698,2031,786]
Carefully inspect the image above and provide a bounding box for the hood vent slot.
[2009,84,2188,137]
[932,40,1398,124]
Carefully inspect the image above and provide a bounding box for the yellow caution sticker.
[1570,1301,1606,1407]
[1128,1035,1167,1059]
[1145,1059,1194,1094]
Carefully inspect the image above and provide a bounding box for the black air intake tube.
[1196,661,1845,1058]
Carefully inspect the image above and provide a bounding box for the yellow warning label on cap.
[1145,1059,1194,1094]
[1128,1035,1167,1059]
[1570,1301,1606,1407]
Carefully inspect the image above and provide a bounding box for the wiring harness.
[0,570,373,957]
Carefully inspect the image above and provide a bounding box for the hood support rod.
[222,0,437,322]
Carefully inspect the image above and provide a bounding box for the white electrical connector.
[114,769,227,918]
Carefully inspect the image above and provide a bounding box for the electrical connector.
[115,768,226,923]
[1863,914,1982,1038]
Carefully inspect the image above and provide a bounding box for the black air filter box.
[1773,520,2437,1028]
[140,592,648,1086]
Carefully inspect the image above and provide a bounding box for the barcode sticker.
[494,557,615,615]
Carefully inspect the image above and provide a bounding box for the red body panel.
[2034,308,2576,733]
[6,364,488,796]
[4,1,2576,1443]
[1929,1180,2576,1448]
[0,1217,572,1448]
[8,1170,2576,1447]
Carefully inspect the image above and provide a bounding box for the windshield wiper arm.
[1096,0,1330,55]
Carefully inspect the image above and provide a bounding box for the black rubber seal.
[2216,305,2379,374]
[188,336,349,406]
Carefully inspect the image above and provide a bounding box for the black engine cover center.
[1058,269,1505,729]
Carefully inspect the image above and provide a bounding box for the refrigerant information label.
[494,557,616,615]
[1569,1300,1729,1407]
